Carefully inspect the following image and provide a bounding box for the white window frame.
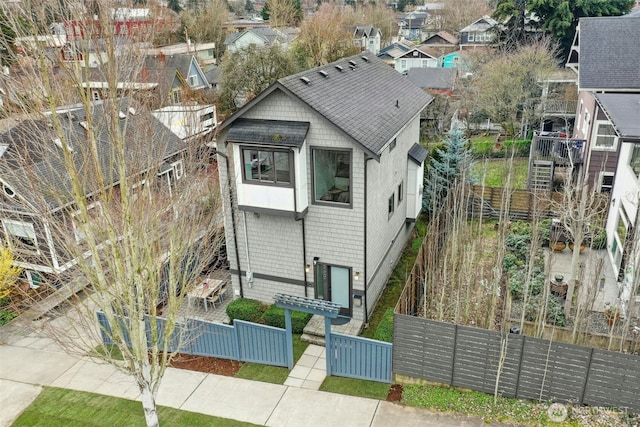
[467,32,475,42]
[598,172,614,193]
[26,270,42,289]
[3,219,39,255]
[71,202,103,243]
[582,109,590,135]
[592,120,618,151]
[188,75,197,87]
[630,143,640,179]
[172,160,184,181]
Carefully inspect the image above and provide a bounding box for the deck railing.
[530,133,585,165]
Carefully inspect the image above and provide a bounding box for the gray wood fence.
[393,314,640,413]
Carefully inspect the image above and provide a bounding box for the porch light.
[354,271,360,280]
[305,264,311,273]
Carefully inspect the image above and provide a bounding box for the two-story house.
[459,16,497,50]
[0,99,185,289]
[215,54,433,325]
[224,27,290,53]
[352,25,382,55]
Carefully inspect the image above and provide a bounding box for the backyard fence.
[96,311,290,367]
[393,314,640,413]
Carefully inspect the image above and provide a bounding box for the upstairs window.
[594,121,617,149]
[631,143,640,177]
[312,148,351,206]
[3,220,39,254]
[242,148,292,186]
[388,193,395,218]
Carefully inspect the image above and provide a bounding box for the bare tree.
[0,3,224,426]
[438,0,493,34]
[292,2,359,68]
[179,0,229,58]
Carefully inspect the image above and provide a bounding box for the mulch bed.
[386,384,403,402]
[169,353,242,376]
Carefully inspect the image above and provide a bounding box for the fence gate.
[328,333,392,383]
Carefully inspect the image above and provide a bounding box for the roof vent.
[128,107,136,115]
[348,60,357,67]
[300,76,311,85]
[53,137,74,152]
[118,111,126,119]
[318,70,328,78]
[362,56,369,62]
[335,65,344,72]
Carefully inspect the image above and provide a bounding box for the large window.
[631,143,640,177]
[242,147,292,186]
[312,148,351,205]
[3,220,39,254]
[593,121,617,149]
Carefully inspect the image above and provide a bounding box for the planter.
[552,242,566,252]
[568,242,586,253]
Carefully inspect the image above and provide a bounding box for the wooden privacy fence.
[393,314,640,413]
[96,311,290,368]
[468,186,563,221]
[327,332,392,383]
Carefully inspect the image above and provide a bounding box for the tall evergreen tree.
[423,123,472,214]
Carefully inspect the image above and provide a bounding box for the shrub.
[591,226,607,250]
[538,219,552,247]
[0,309,17,325]
[524,294,566,327]
[226,298,267,324]
[373,308,394,342]
[503,253,519,272]
[262,305,312,333]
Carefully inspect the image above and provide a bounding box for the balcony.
[530,133,585,165]
[536,100,578,117]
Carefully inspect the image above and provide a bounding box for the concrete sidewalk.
[0,342,499,427]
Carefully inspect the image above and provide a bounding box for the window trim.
[26,270,42,289]
[241,146,294,188]
[311,147,353,208]
[598,172,614,193]
[389,139,397,152]
[398,181,404,205]
[71,202,103,243]
[630,143,640,178]
[388,193,395,219]
[467,32,475,42]
[592,120,618,151]
[3,219,40,255]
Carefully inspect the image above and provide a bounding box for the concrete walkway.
[0,340,502,427]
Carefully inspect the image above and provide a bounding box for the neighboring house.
[394,46,438,74]
[142,41,218,69]
[224,27,290,53]
[596,93,640,317]
[0,99,185,288]
[352,25,382,55]
[151,103,216,142]
[141,53,210,105]
[565,17,640,191]
[406,67,457,96]
[377,40,415,67]
[420,31,458,57]
[398,12,429,40]
[215,54,433,325]
[537,69,578,134]
[459,16,497,49]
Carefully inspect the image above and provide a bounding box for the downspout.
[216,149,244,297]
[363,154,374,324]
[291,147,308,297]
[242,211,252,287]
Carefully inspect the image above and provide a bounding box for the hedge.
[226,298,312,333]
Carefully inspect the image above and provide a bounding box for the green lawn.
[472,158,529,189]
[234,334,308,384]
[319,376,390,400]
[12,387,260,427]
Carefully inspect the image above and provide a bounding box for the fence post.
[284,308,294,369]
[325,315,332,376]
[514,334,526,399]
[579,347,595,406]
[233,321,241,361]
[450,324,458,386]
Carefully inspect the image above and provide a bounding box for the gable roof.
[575,17,640,91]
[406,67,457,90]
[421,31,458,45]
[0,99,183,212]
[460,15,498,33]
[398,47,437,59]
[353,25,381,38]
[377,41,415,60]
[594,93,640,140]
[225,27,288,47]
[408,143,428,165]
[221,55,433,159]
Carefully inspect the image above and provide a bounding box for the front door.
[315,263,351,317]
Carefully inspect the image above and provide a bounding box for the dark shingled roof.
[227,118,310,147]
[276,54,433,157]
[406,67,457,90]
[408,143,428,165]
[578,17,640,90]
[595,93,640,139]
[0,99,183,212]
